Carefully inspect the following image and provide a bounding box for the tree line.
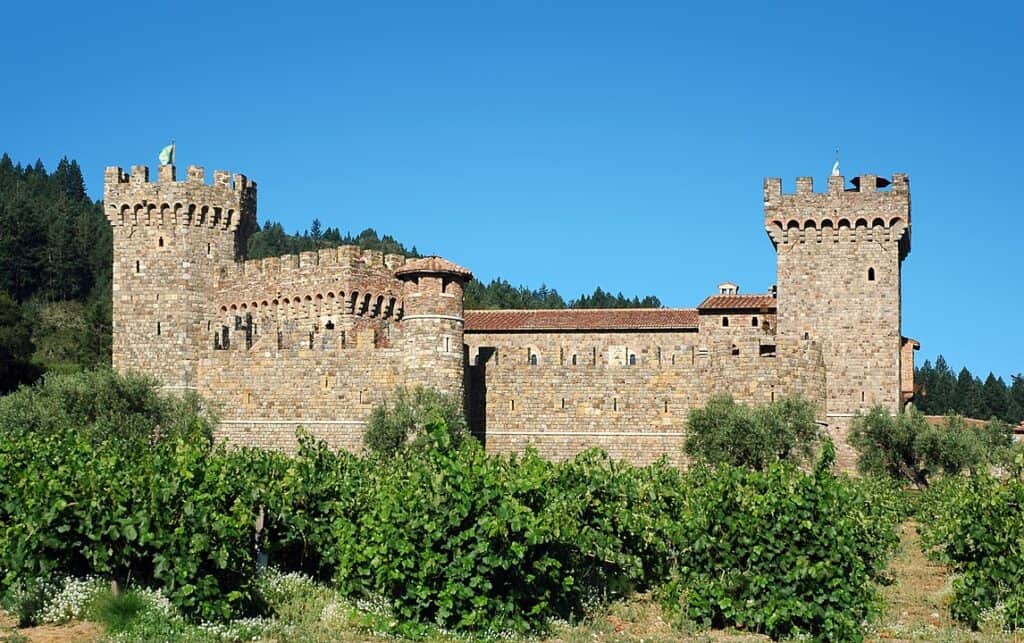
[915,356,1024,424]
[0,154,112,391]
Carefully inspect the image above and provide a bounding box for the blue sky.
[2,1,1021,379]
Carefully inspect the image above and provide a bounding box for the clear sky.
[2,1,1021,379]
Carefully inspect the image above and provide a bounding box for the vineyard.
[0,370,1021,641]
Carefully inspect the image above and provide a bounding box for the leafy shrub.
[0,369,265,621]
[850,406,1012,486]
[917,475,1024,628]
[659,448,903,641]
[685,394,821,470]
[363,385,468,456]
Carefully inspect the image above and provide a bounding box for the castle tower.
[764,173,910,464]
[104,164,258,390]
[394,257,474,399]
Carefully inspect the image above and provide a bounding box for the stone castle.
[105,162,917,469]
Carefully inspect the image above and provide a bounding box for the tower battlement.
[103,164,257,232]
[763,173,911,259]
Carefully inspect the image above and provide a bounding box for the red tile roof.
[394,256,473,280]
[464,308,699,332]
[697,294,777,311]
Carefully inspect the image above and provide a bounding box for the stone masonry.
[106,162,915,470]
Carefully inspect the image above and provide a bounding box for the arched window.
[868,267,876,281]
[751,316,758,327]
[529,354,538,366]
[158,237,164,247]
[628,354,637,366]
[722,316,729,327]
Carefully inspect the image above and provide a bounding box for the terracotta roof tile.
[394,256,473,280]
[697,294,777,311]
[464,308,698,332]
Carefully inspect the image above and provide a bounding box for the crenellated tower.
[764,173,911,463]
[104,164,258,390]
[395,257,474,400]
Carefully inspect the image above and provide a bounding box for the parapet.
[763,173,911,257]
[103,163,257,231]
[236,245,409,277]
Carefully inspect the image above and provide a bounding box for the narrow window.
[309,331,314,349]
[771,391,775,402]
[571,354,577,366]
[158,237,164,247]
[276,331,283,349]
[529,354,538,366]
[561,398,566,409]
[156,322,161,336]
[135,260,140,273]
[664,400,669,413]
[325,319,335,330]
[207,243,212,257]
[868,267,876,281]
[722,316,729,327]
[511,399,515,411]
[613,398,618,411]
[592,347,597,364]
[751,316,758,327]
[628,354,637,366]
[445,337,451,352]
[862,391,866,402]
[731,344,740,356]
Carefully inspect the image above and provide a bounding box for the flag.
[158,142,175,166]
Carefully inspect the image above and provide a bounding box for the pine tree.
[1008,375,1024,424]
[927,356,957,414]
[981,373,1009,421]
[955,367,984,418]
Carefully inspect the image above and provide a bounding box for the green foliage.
[917,475,1024,629]
[0,373,905,638]
[0,292,41,394]
[0,369,267,621]
[684,394,822,470]
[659,463,903,641]
[850,406,1012,486]
[363,386,468,456]
[916,356,1022,424]
[463,279,662,311]
[246,222,419,260]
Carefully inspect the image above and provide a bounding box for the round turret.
[395,256,474,396]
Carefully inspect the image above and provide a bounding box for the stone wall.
[198,343,407,452]
[469,338,825,465]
